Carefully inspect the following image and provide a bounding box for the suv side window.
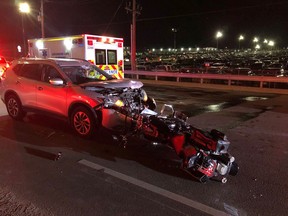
[13,64,23,76]
[42,65,62,83]
[20,64,42,81]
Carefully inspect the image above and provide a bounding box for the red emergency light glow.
[101,37,107,43]
[86,36,123,44]
[87,40,93,46]
[88,60,95,64]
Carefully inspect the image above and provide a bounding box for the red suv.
[0,58,152,138]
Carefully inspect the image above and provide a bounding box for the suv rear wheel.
[6,94,26,120]
[70,106,97,139]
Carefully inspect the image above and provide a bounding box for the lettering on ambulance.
[97,65,118,76]
[51,52,70,58]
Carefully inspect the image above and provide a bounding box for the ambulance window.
[95,49,106,64]
[107,50,117,64]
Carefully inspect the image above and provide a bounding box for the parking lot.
[134,49,288,79]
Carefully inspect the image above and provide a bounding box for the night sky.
[1,0,288,51]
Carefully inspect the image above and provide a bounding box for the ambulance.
[28,34,124,79]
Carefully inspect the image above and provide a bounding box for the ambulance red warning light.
[0,56,9,78]
[28,34,124,79]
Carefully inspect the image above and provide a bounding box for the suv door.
[16,63,41,108]
[36,64,68,117]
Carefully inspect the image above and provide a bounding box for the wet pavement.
[0,82,287,215]
[143,82,276,119]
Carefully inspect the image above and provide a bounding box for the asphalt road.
[0,84,287,216]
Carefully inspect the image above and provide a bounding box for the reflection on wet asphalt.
[143,84,274,117]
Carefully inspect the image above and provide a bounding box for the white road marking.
[79,159,229,216]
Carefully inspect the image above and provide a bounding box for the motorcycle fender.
[171,134,185,155]
[191,129,217,151]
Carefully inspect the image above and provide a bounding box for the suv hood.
[79,78,143,90]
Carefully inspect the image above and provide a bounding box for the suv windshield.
[60,64,114,84]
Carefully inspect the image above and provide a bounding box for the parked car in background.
[136,62,152,71]
[262,63,285,77]
[153,64,177,72]
[230,67,255,76]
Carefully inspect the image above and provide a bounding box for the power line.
[45,0,100,5]
[137,1,288,22]
[103,0,125,34]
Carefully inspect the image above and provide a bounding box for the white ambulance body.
[28,34,124,78]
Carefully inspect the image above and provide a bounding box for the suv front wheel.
[6,94,26,120]
[70,106,97,139]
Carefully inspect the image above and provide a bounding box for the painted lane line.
[79,159,229,216]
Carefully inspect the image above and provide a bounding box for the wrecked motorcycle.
[100,87,238,183]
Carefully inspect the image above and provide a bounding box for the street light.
[253,37,259,43]
[19,2,30,56]
[216,31,223,49]
[238,35,244,50]
[268,40,275,49]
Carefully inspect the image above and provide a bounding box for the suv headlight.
[140,89,148,102]
[104,95,124,108]
[115,99,124,107]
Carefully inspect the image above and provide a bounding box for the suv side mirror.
[49,78,64,86]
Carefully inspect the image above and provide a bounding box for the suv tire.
[6,94,26,120]
[70,106,97,139]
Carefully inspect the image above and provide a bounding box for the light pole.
[19,2,30,56]
[216,31,223,49]
[238,35,244,50]
[172,28,177,49]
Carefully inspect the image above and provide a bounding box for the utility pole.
[41,0,45,38]
[38,0,45,38]
[125,0,141,71]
